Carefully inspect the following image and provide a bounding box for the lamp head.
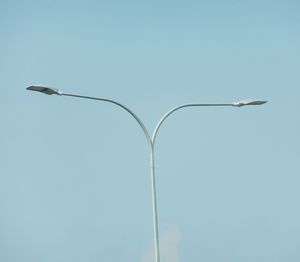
[233,99,268,107]
[26,85,62,95]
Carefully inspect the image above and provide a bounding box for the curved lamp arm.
[152,103,233,145]
[26,85,152,146]
[62,93,153,145]
[151,98,268,146]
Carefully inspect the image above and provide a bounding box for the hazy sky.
[1,0,300,261]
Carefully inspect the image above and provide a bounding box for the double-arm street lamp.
[27,85,267,262]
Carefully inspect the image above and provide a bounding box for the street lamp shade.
[233,99,268,107]
[26,85,62,95]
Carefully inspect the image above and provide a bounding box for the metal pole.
[150,142,161,262]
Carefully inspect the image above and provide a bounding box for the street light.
[233,99,267,107]
[27,84,267,262]
[27,85,63,95]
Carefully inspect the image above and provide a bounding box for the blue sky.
[1,0,300,261]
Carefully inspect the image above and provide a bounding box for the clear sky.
[1,0,299,261]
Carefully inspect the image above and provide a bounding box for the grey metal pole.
[150,142,160,262]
